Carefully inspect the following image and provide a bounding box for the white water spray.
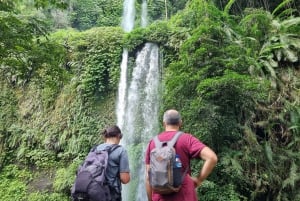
[141,0,148,27]
[117,0,135,129]
[117,1,161,201]
[121,42,161,201]
[121,0,136,32]
[117,50,129,130]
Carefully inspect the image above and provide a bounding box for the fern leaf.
[263,142,273,165]
[281,17,300,28]
[282,161,300,189]
[283,48,298,62]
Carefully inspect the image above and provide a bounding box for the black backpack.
[71,144,120,201]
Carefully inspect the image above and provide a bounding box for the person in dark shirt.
[96,125,130,201]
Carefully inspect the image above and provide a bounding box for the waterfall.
[120,42,161,201]
[117,0,136,129]
[117,50,129,130]
[121,0,136,32]
[117,1,161,201]
[141,0,148,27]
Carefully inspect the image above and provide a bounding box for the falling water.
[117,50,129,130]
[121,42,161,201]
[116,1,161,201]
[121,0,136,33]
[117,0,135,129]
[141,0,148,27]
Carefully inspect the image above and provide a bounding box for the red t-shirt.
[145,131,206,201]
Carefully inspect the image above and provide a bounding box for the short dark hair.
[163,109,181,125]
[102,125,122,138]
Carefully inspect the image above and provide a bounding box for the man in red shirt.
[145,109,218,201]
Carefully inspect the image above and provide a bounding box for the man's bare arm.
[191,147,218,187]
[145,164,152,201]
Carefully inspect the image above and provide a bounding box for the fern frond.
[282,161,300,189]
[281,17,300,28]
[263,142,273,165]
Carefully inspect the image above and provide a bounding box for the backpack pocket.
[149,166,173,187]
[75,171,93,193]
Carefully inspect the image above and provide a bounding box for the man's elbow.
[201,147,218,166]
[211,154,218,166]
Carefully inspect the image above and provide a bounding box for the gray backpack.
[149,131,183,194]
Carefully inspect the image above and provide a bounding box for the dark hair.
[102,125,122,138]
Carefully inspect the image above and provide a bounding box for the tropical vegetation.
[0,0,299,200]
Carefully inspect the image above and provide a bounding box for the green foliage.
[161,1,300,200]
[1,0,300,200]
[175,0,224,29]
[0,165,31,201]
[0,84,17,129]
[27,192,69,201]
[213,0,299,16]
[236,6,300,200]
[0,83,18,166]
[198,181,246,201]
[70,0,123,30]
[60,27,124,99]
[0,1,15,12]
[124,21,178,48]
[0,165,67,201]
[33,0,68,9]
[0,9,68,87]
[53,161,81,193]
[146,0,188,22]
[49,27,124,99]
[194,71,268,146]
[53,86,116,159]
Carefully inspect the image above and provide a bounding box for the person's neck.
[105,137,120,144]
[165,125,180,131]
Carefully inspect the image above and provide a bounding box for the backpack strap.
[94,144,120,154]
[153,136,162,148]
[153,131,183,148]
[106,144,120,154]
[168,131,183,147]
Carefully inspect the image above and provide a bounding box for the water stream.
[116,1,162,200]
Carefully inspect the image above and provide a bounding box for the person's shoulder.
[181,132,196,137]
[180,132,203,143]
[95,143,121,152]
[115,145,128,153]
[95,143,107,150]
[179,131,192,138]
